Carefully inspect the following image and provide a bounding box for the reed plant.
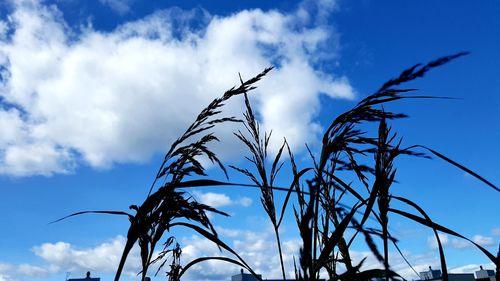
[57,54,499,281]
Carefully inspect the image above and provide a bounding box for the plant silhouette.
[55,53,499,281]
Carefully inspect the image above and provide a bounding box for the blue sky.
[0,0,499,281]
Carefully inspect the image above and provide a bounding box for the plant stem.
[383,222,389,281]
[274,226,287,280]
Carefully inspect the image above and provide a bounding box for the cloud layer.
[1,228,495,281]
[0,0,353,176]
[0,236,141,281]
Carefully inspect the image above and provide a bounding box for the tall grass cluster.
[59,53,499,281]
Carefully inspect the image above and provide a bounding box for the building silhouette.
[475,266,496,281]
[67,271,100,281]
[420,266,443,280]
[232,269,262,281]
[230,265,496,281]
[231,269,324,281]
[415,266,497,281]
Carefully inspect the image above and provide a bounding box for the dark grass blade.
[315,202,362,271]
[356,224,384,264]
[389,196,450,281]
[341,268,405,281]
[173,178,309,194]
[389,196,498,267]
[388,207,448,281]
[270,139,286,185]
[415,145,499,192]
[178,257,260,281]
[359,177,380,226]
[115,235,140,281]
[277,167,313,228]
[327,172,366,203]
[50,210,132,224]
[392,238,420,279]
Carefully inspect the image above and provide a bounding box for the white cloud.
[32,236,141,278]
[194,192,231,208]
[0,0,353,176]
[99,0,133,15]
[4,232,262,281]
[193,191,253,208]
[0,236,143,281]
[472,235,496,247]
[427,233,496,250]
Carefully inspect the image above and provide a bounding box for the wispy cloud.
[99,0,133,15]
[472,235,496,247]
[449,262,495,274]
[0,263,13,281]
[492,227,500,236]
[0,260,61,280]
[427,233,496,250]
[427,233,449,249]
[0,0,353,177]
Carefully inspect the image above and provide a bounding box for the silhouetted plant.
[56,54,499,281]
[229,87,289,280]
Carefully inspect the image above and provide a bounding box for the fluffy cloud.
[193,192,231,208]
[1,230,298,281]
[0,236,143,281]
[32,236,141,278]
[193,191,252,208]
[0,0,353,176]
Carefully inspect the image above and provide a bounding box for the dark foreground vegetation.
[58,53,499,281]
